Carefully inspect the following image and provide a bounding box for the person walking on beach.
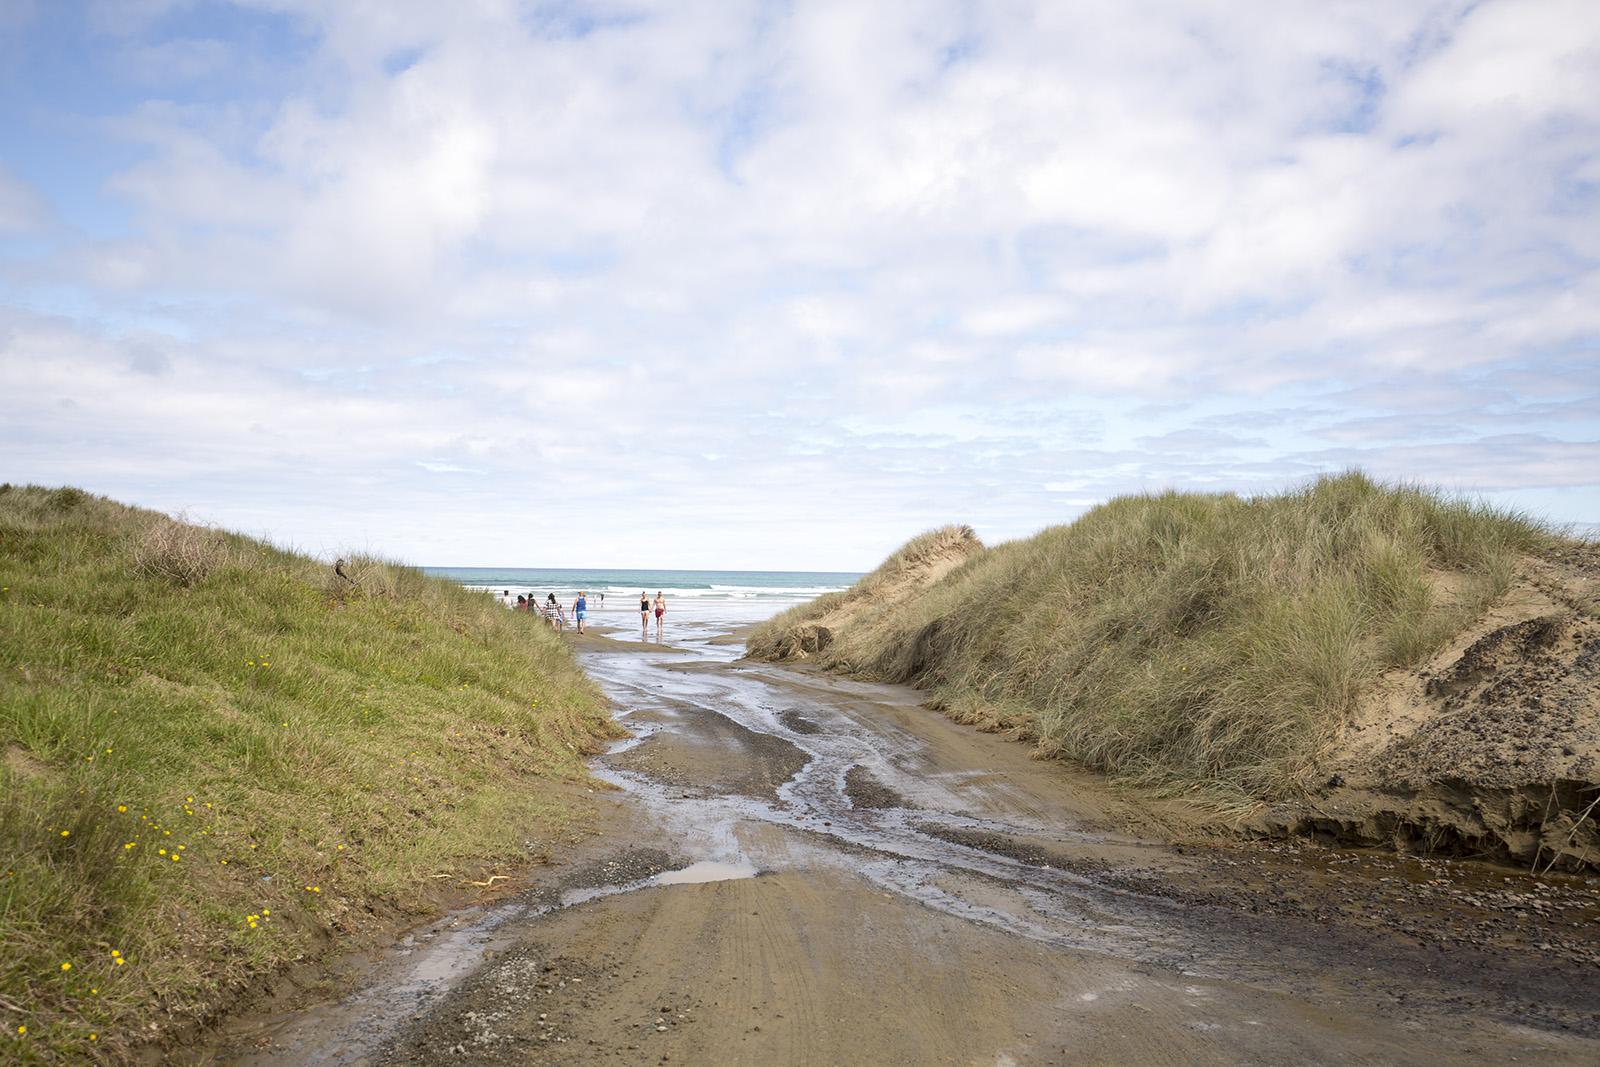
[640,592,650,636]
[653,591,666,639]
[571,591,588,635]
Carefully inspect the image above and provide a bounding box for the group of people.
[503,589,666,639]
[505,590,586,632]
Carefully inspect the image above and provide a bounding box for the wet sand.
[200,613,1600,1067]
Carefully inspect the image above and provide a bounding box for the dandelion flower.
[61,962,71,970]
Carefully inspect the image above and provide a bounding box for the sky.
[1,0,1597,570]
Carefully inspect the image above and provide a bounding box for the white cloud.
[0,161,52,233]
[0,0,1595,567]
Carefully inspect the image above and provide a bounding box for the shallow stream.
[204,604,1600,1066]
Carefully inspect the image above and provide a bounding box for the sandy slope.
[1258,543,1600,870]
[757,533,1600,872]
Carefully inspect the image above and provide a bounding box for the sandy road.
[209,615,1600,1067]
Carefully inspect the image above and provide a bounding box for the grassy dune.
[749,472,1553,806]
[0,486,622,1065]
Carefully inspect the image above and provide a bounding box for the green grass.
[749,471,1555,807]
[0,485,623,1065]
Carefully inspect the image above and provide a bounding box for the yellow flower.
[61,962,71,970]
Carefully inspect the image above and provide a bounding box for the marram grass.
[0,485,623,1065]
[749,471,1554,807]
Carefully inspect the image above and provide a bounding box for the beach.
[203,597,1600,1067]
[422,568,860,622]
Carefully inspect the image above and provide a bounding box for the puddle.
[208,903,530,1066]
[658,860,758,884]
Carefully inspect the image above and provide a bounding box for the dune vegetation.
[0,485,621,1065]
[748,472,1555,807]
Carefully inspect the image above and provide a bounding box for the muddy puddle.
[202,606,1600,1067]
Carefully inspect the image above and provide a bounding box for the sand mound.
[748,524,983,662]
[755,529,1600,870]
[1255,543,1600,870]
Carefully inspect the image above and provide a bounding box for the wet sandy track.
[209,618,1600,1066]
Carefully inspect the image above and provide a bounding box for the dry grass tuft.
[129,516,235,586]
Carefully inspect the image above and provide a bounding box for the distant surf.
[423,567,862,624]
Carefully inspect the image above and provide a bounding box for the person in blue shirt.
[571,591,588,635]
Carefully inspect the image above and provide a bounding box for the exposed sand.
[1254,543,1600,870]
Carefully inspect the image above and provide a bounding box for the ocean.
[422,567,863,626]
